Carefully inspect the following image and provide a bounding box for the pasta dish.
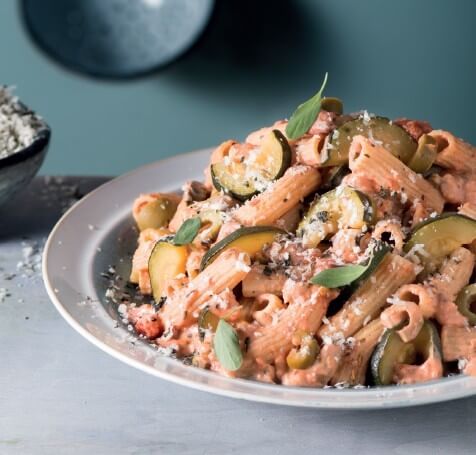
[120,80,476,388]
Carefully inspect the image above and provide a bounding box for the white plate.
[43,150,476,409]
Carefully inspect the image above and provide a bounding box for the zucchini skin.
[297,186,375,247]
[405,212,474,236]
[211,165,255,202]
[403,214,476,269]
[200,226,284,271]
[322,116,416,167]
[273,129,293,179]
[211,130,292,201]
[148,237,188,303]
[370,329,395,386]
[370,321,442,386]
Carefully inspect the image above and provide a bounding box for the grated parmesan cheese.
[0,86,47,159]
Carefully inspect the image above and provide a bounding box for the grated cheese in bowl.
[0,86,51,207]
[0,86,48,159]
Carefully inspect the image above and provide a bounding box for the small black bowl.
[0,128,51,207]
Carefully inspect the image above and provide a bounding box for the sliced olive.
[407,134,438,174]
[297,186,375,248]
[320,165,350,192]
[196,210,223,244]
[200,226,283,271]
[211,129,292,201]
[321,97,344,115]
[321,116,417,167]
[198,308,220,339]
[456,284,476,325]
[286,331,319,370]
[404,214,476,270]
[134,194,180,231]
[370,321,441,386]
[148,239,188,303]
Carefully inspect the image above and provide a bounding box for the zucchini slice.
[321,115,417,167]
[297,186,375,248]
[370,321,441,386]
[211,130,292,201]
[148,239,188,303]
[200,226,283,270]
[404,214,476,270]
[456,284,476,326]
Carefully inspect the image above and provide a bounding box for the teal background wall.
[1,0,475,176]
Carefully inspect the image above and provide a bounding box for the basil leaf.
[310,264,367,288]
[358,242,391,282]
[310,242,391,288]
[213,319,243,371]
[285,72,328,140]
[173,217,201,245]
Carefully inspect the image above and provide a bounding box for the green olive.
[135,196,180,231]
[286,331,319,370]
[407,134,438,174]
[198,308,220,339]
[456,284,476,325]
[196,210,223,244]
[321,97,344,115]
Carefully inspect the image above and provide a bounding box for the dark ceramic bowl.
[0,128,51,207]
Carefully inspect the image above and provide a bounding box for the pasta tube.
[295,135,326,166]
[458,202,476,220]
[241,265,287,297]
[427,247,474,326]
[330,319,385,386]
[233,165,320,226]
[348,136,444,213]
[429,130,476,173]
[441,325,476,361]
[160,248,250,329]
[319,254,417,340]
[247,281,336,363]
[380,301,424,343]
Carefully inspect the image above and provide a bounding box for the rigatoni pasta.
[429,130,476,173]
[233,165,320,226]
[330,319,385,386]
[319,254,417,340]
[348,136,445,213]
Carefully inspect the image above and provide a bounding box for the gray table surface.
[1,177,476,455]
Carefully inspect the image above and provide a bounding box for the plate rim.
[43,150,476,409]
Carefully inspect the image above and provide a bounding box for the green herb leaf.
[285,72,329,140]
[213,319,243,371]
[358,242,391,282]
[173,217,201,245]
[310,264,367,288]
[310,242,391,288]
